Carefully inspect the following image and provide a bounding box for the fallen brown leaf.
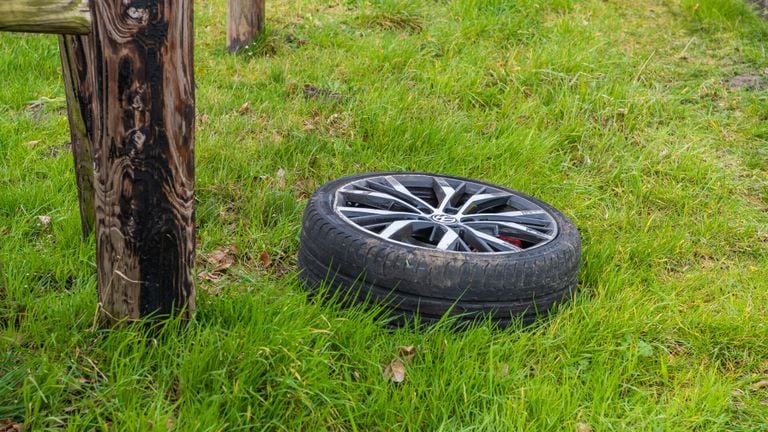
[25,140,40,148]
[397,346,417,365]
[259,251,273,267]
[383,359,406,383]
[731,388,746,409]
[754,379,768,390]
[576,422,592,432]
[0,420,23,432]
[200,114,210,124]
[302,119,317,131]
[198,271,221,282]
[275,168,287,188]
[205,246,237,270]
[238,102,250,115]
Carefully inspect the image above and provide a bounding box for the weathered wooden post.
[0,0,197,323]
[59,34,96,237]
[88,1,196,321]
[227,0,265,52]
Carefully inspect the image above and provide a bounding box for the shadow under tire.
[297,172,581,326]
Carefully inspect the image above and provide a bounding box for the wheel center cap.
[430,214,458,224]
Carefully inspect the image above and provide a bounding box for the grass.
[2,0,768,429]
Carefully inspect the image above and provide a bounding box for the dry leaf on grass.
[26,140,40,148]
[731,388,746,409]
[0,420,23,432]
[383,346,418,383]
[275,168,287,188]
[576,422,592,432]
[199,114,210,124]
[238,102,250,115]
[77,377,95,385]
[383,359,406,383]
[198,271,222,282]
[205,246,238,271]
[753,379,768,390]
[37,215,51,228]
[397,345,417,364]
[259,251,273,267]
[302,118,317,131]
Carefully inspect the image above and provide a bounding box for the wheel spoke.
[378,220,417,239]
[464,221,553,240]
[463,226,522,252]
[461,209,547,222]
[362,176,435,212]
[433,178,460,212]
[339,189,424,214]
[337,207,426,227]
[435,229,461,250]
[337,206,423,218]
[456,193,509,215]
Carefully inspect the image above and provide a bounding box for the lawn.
[2,0,768,430]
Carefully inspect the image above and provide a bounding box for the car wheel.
[298,172,581,326]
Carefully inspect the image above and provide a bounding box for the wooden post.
[0,0,90,34]
[89,0,196,321]
[227,0,265,52]
[1,0,196,322]
[59,35,96,238]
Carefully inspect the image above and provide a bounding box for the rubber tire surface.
[298,172,581,326]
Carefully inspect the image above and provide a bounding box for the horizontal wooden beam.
[0,0,90,35]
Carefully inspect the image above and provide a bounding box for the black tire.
[298,172,581,326]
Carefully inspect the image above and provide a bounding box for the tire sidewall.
[300,172,581,301]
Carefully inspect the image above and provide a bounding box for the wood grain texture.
[0,0,90,34]
[227,0,264,52]
[89,0,196,321]
[59,34,96,238]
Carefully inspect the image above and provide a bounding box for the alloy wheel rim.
[333,174,558,253]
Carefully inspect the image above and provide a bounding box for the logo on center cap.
[431,214,458,224]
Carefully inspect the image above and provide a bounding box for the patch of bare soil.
[747,0,768,18]
[727,72,767,90]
